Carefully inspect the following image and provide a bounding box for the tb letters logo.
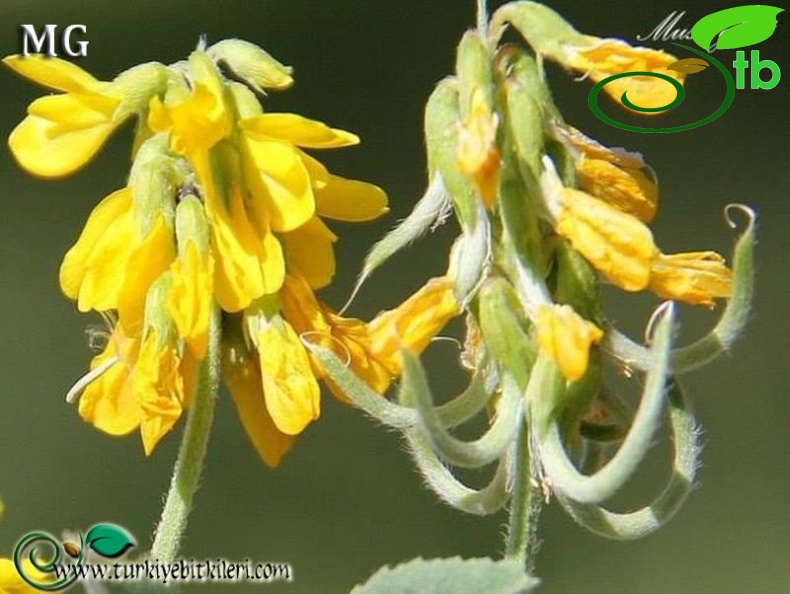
[589,5,783,133]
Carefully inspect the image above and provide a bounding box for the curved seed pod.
[401,351,520,469]
[556,379,700,539]
[537,302,675,504]
[606,204,755,374]
[405,429,511,515]
[307,344,494,431]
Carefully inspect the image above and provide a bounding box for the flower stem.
[476,0,488,35]
[151,305,221,562]
[504,417,541,573]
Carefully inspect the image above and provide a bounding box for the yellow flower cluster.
[448,15,733,384]
[4,41,457,466]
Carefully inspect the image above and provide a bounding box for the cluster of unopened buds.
[1,1,755,588]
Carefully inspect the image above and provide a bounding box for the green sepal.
[549,238,603,324]
[497,145,544,275]
[559,349,603,441]
[227,81,264,119]
[128,134,180,235]
[143,273,177,349]
[174,194,211,256]
[112,61,171,117]
[424,78,478,229]
[496,48,545,178]
[456,30,495,117]
[352,174,450,297]
[477,277,535,390]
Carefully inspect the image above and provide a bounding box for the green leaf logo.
[692,5,784,51]
[84,524,136,558]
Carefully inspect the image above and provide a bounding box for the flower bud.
[208,38,294,92]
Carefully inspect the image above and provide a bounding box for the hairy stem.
[151,306,221,562]
[504,417,541,573]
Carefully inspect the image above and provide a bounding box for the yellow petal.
[556,188,657,291]
[169,242,214,359]
[207,186,267,312]
[368,276,460,375]
[3,54,99,93]
[537,304,603,382]
[280,275,391,396]
[279,275,331,337]
[60,188,132,300]
[242,113,359,148]
[564,38,685,111]
[457,89,500,207]
[74,196,137,312]
[280,217,337,290]
[27,91,118,127]
[257,320,321,436]
[148,82,230,154]
[79,328,142,436]
[576,157,657,222]
[315,175,389,222]
[324,310,393,397]
[649,251,733,307]
[555,124,645,169]
[222,338,295,467]
[244,137,315,232]
[134,332,185,456]
[9,113,119,178]
[117,215,176,336]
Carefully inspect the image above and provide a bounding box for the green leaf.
[352,557,539,594]
[691,6,784,51]
[85,523,136,559]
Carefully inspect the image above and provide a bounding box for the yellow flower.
[13,41,391,461]
[554,124,657,222]
[222,328,296,467]
[537,304,603,382]
[76,309,196,456]
[368,276,461,375]
[576,157,657,223]
[3,54,167,178]
[542,157,657,291]
[457,89,500,207]
[649,251,733,307]
[149,50,388,311]
[222,274,458,467]
[561,37,684,111]
[280,275,392,397]
[58,187,176,333]
[541,156,733,306]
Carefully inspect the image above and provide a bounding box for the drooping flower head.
[6,40,460,465]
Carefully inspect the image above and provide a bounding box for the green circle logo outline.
[587,43,737,133]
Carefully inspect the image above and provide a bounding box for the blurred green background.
[1,1,788,592]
